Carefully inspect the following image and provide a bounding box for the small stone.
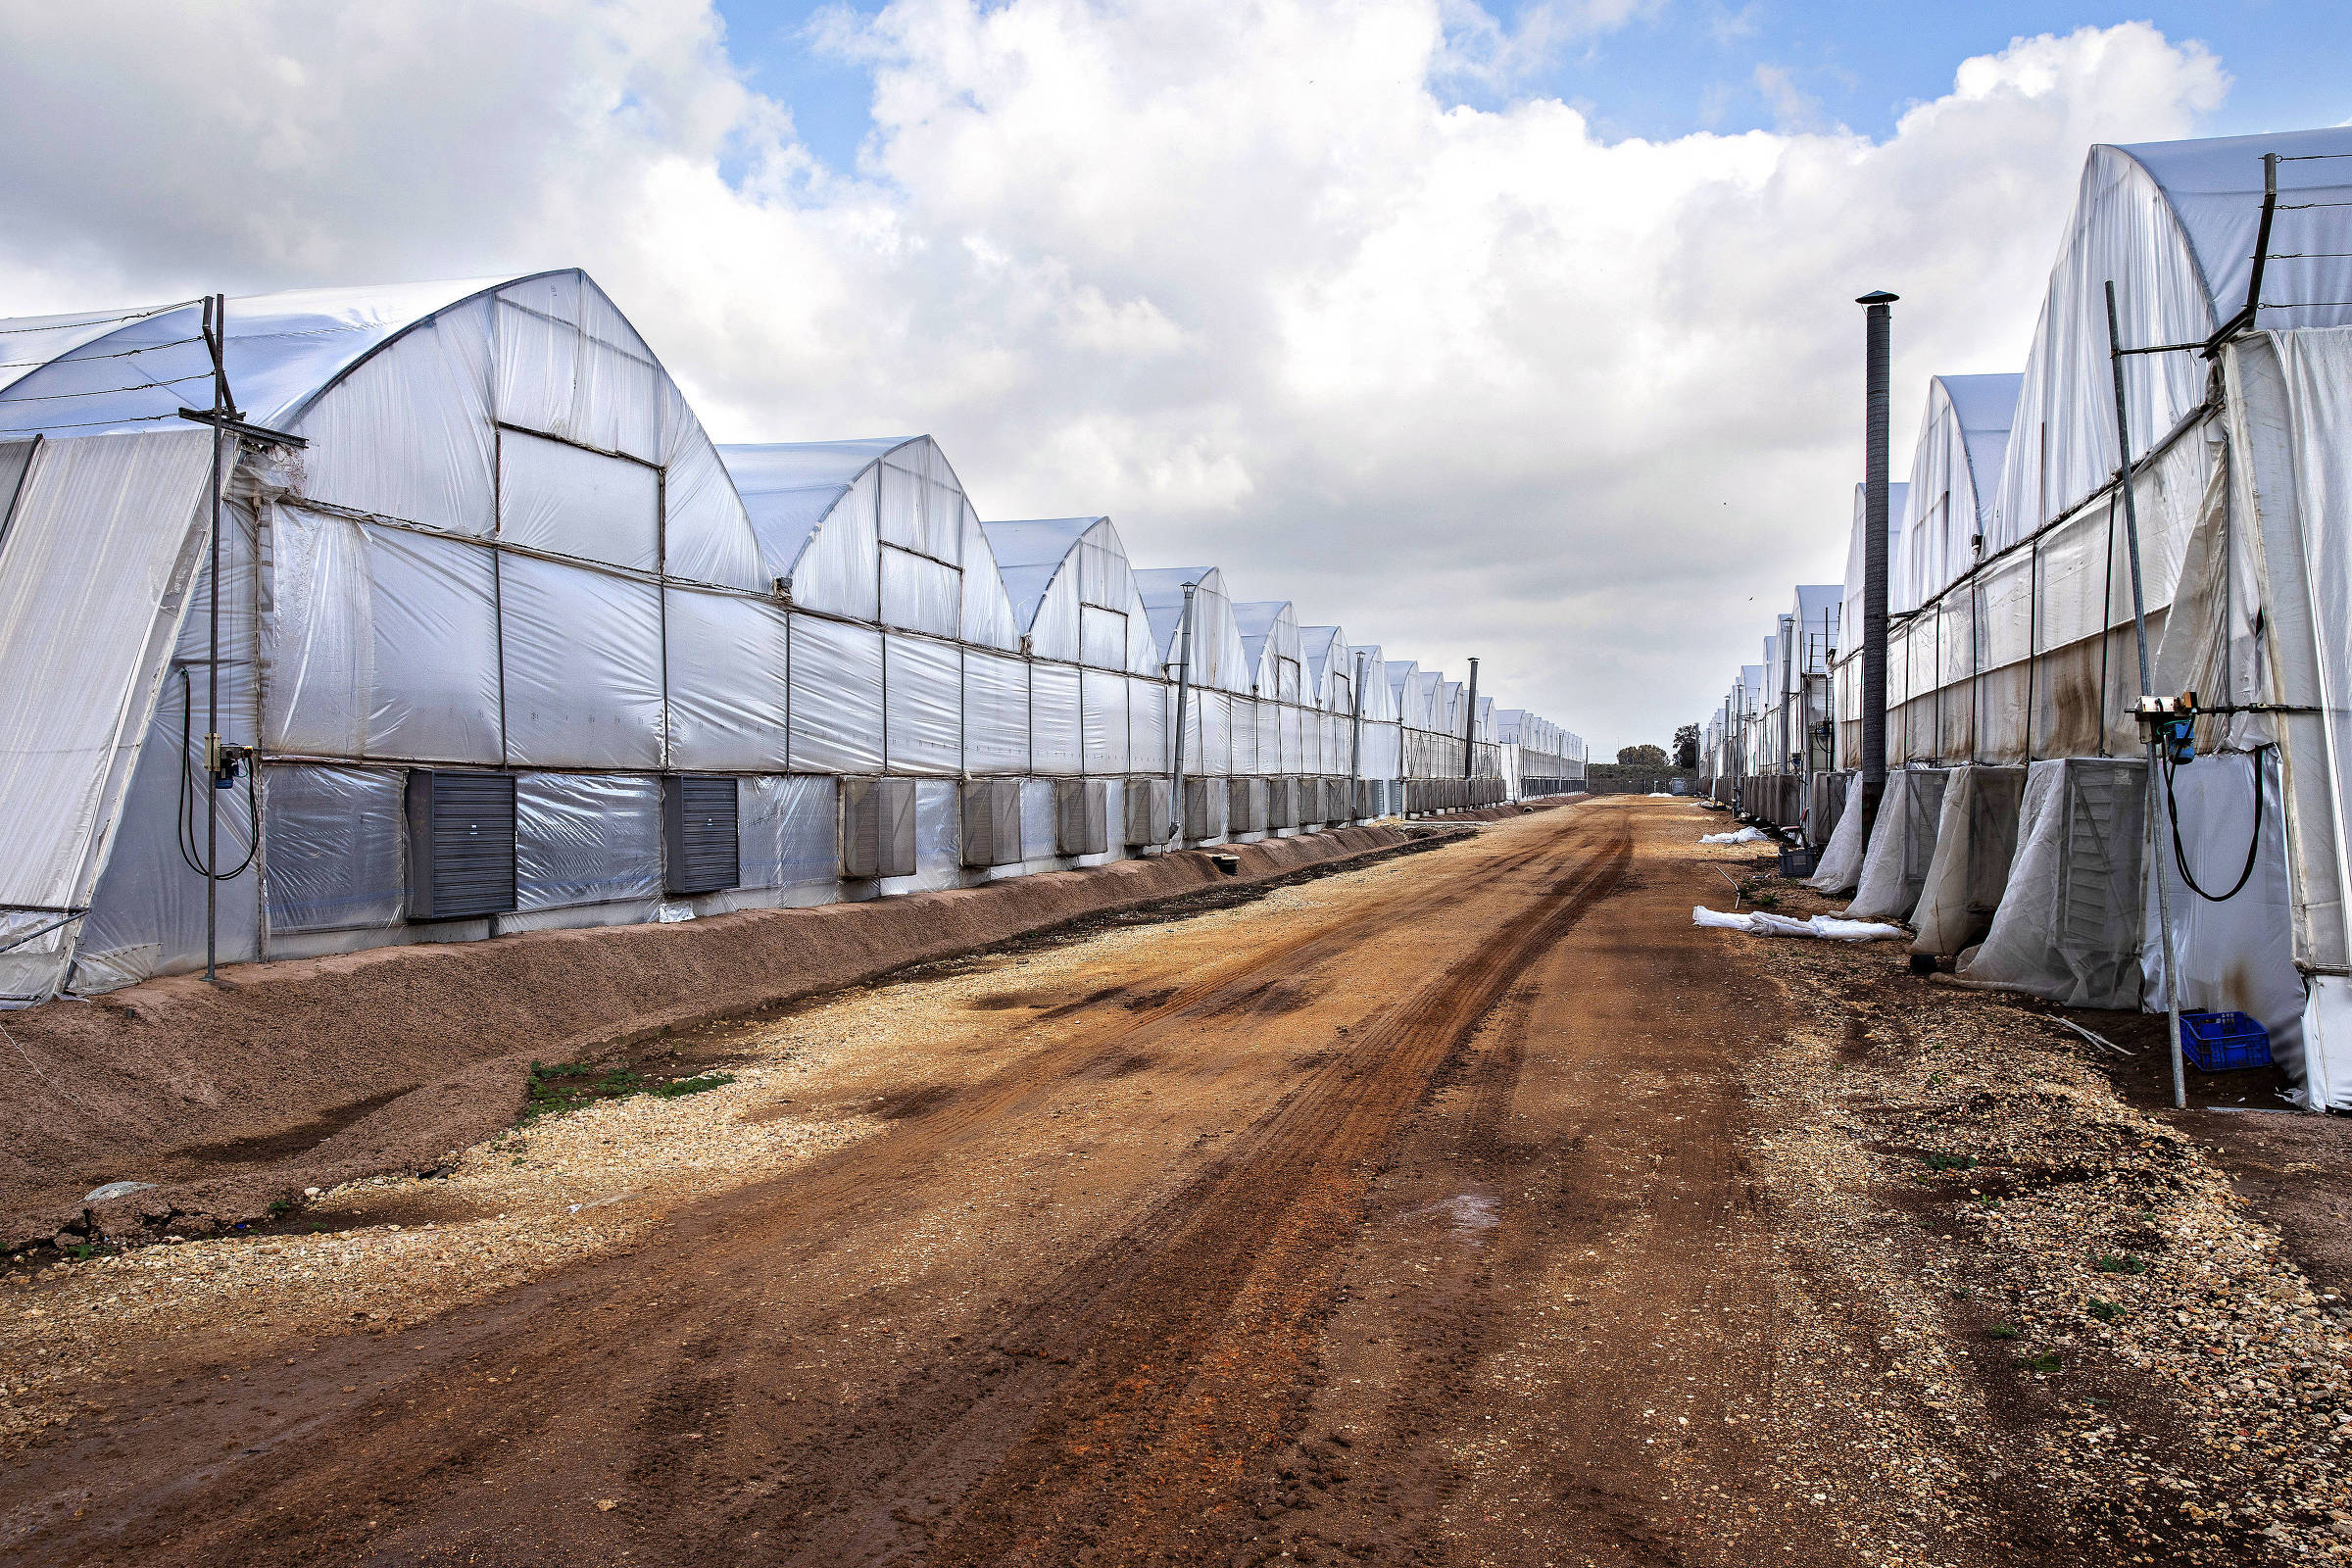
[596,1499,617,1511]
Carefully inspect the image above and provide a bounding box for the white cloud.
[0,5,2230,749]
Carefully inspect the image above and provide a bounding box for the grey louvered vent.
[960,778,1023,867]
[1266,777,1298,830]
[405,770,516,921]
[1054,779,1107,856]
[1183,776,1228,840]
[663,774,740,895]
[1124,778,1171,847]
[1227,776,1266,834]
[842,777,916,879]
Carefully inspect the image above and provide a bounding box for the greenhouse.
[1801,127,2352,1106]
[0,270,1586,1004]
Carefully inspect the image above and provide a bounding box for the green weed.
[2095,1254,2149,1275]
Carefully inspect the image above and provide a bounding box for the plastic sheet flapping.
[266,505,504,761]
[499,552,664,768]
[738,775,839,889]
[1847,769,1951,922]
[665,588,788,771]
[515,773,663,911]
[1029,662,1082,776]
[1082,668,1128,774]
[498,429,659,572]
[962,651,1031,774]
[788,615,884,773]
[0,427,214,910]
[262,764,405,933]
[1910,766,2027,957]
[1959,759,2146,1009]
[884,634,961,775]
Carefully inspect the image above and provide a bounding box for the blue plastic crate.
[2180,1010,2273,1073]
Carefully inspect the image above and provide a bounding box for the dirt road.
[3,799,2343,1566]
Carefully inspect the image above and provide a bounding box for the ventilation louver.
[960,778,1023,867]
[1055,779,1108,856]
[405,770,516,921]
[841,777,916,879]
[663,774,740,896]
[1124,778,1171,847]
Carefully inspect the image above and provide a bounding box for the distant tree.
[1673,723,1699,770]
[1617,744,1668,767]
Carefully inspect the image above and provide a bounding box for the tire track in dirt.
[836,819,1634,1566]
[0,813,1610,1568]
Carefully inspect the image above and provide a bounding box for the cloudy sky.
[1,2,2343,751]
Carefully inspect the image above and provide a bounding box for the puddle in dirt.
[1401,1191,1500,1235]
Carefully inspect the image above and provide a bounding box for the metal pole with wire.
[2105,278,2188,1110]
[202,295,227,982]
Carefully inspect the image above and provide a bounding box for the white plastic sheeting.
[516,774,662,911]
[263,764,406,933]
[499,555,664,768]
[1898,375,2020,610]
[1848,768,1951,922]
[1137,566,1247,693]
[665,590,790,771]
[963,652,1031,775]
[2143,749,2308,1079]
[1910,765,2027,957]
[1992,132,2352,553]
[739,775,839,889]
[789,617,884,774]
[884,634,962,775]
[0,430,213,915]
[1959,760,2146,1008]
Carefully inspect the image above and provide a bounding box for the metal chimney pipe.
[1856,290,1897,839]
[1166,581,1199,846]
[1460,657,1479,780]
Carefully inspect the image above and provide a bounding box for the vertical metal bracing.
[202,294,228,983]
[1857,290,1896,841]
[1166,581,1198,846]
[1461,657,1479,781]
[2104,278,2187,1110]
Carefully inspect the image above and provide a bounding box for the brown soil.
[0,800,2341,1566]
[0,822,1458,1251]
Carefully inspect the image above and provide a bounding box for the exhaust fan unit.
[663,774,741,896]
[960,778,1023,868]
[1055,779,1108,856]
[841,776,916,879]
[405,769,516,921]
[1125,778,1171,847]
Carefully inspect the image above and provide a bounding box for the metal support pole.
[1857,290,1896,843]
[2106,279,2188,1110]
[202,294,227,983]
[1461,657,1479,781]
[1348,650,1366,815]
[1166,582,1198,846]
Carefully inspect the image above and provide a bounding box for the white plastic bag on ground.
[1691,906,1907,942]
[1700,827,1768,845]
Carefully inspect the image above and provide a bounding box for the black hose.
[2162,743,2261,903]
[175,665,257,881]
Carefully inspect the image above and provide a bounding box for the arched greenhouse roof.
[717,434,1018,649]
[1991,128,2352,549]
[1840,479,1911,651]
[978,516,1159,672]
[1134,565,1248,693]
[1233,600,1302,702]
[1898,372,2020,606]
